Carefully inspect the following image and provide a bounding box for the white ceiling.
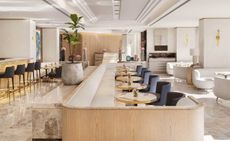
[1,0,229,33]
[152,0,230,28]
[0,0,69,27]
[0,0,182,32]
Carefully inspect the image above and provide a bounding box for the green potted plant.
[62,14,85,85]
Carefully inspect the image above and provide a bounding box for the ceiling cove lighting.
[72,0,97,23]
[148,0,191,26]
[136,0,162,23]
[112,0,121,20]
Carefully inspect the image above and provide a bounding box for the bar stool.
[0,66,15,102]
[0,66,15,90]
[25,63,35,84]
[35,61,41,81]
[15,64,26,88]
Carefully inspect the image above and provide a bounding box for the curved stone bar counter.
[62,63,204,141]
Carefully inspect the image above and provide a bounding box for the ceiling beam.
[148,0,191,26]
[136,0,162,23]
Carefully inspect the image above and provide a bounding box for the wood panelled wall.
[61,32,122,65]
[81,32,122,65]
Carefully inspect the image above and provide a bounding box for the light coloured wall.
[176,27,197,61]
[147,28,176,54]
[0,20,36,59]
[146,28,154,58]
[152,28,176,53]
[126,33,141,57]
[42,28,60,62]
[199,19,230,68]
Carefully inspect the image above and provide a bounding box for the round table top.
[116,71,137,76]
[116,83,147,91]
[115,92,157,104]
[116,76,142,82]
[116,67,135,72]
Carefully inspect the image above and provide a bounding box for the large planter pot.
[62,63,84,85]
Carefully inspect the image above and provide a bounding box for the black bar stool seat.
[15,64,26,87]
[25,62,35,84]
[35,61,41,80]
[0,66,15,103]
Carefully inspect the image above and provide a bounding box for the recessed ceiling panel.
[120,0,150,20]
[152,0,230,27]
[85,0,113,20]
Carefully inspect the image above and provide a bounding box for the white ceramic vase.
[62,63,84,85]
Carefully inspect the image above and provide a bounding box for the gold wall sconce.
[216,29,220,46]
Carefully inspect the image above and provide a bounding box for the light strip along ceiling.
[136,0,162,23]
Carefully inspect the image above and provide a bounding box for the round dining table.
[116,83,147,91]
[115,92,157,105]
[116,76,142,82]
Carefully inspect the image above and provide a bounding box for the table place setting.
[115,89,157,105]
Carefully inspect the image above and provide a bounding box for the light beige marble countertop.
[32,66,97,108]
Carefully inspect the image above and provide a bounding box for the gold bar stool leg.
[18,75,21,95]
[12,77,15,101]
[7,78,10,104]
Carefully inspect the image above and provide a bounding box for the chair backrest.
[26,63,35,72]
[140,68,147,78]
[136,65,142,73]
[4,66,15,78]
[155,82,171,106]
[55,67,62,78]
[143,71,151,85]
[35,61,41,70]
[15,64,25,75]
[149,75,160,93]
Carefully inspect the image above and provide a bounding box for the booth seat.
[166,62,192,75]
[192,68,230,89]
[214,77,230,101]
[62,63,204,141]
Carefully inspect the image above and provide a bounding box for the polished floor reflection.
[0,75,229,141]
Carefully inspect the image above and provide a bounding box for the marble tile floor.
[160,74,230,141]
[0,81,63,141]
[0,74,229,141]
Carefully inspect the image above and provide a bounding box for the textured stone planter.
[62,63,84,85]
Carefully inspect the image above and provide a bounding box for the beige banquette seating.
[62,63,204,141]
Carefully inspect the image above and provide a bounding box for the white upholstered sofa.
[192,68,230,89]
[214,77,230,101]
[166,62,192,75]
[173,66,189,81]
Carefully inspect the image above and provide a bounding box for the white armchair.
[214,77,230,101]
[192,68,230,89]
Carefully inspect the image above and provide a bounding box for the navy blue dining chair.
[140,68,147,78]
[149,75,160,93]
[136,65,142,74]
[152,82,171,106]
[139,71,151,92]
